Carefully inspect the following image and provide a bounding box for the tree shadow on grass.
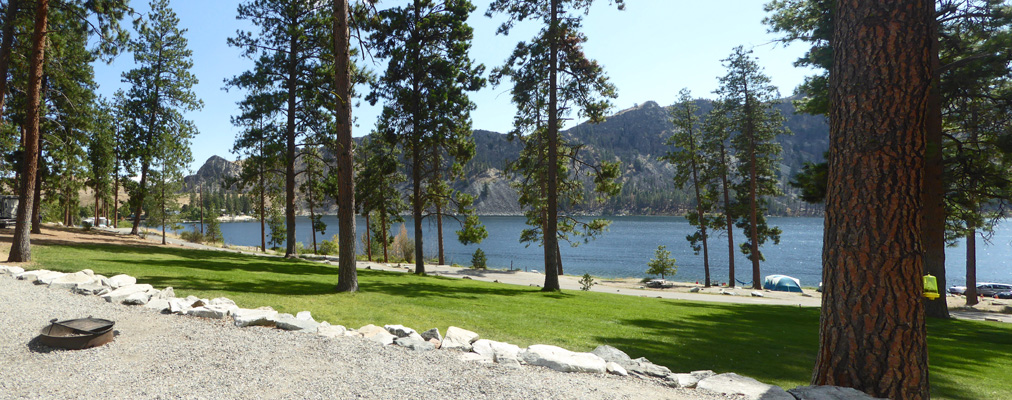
[358,273,562,300]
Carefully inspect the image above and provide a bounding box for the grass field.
[27,242,1012,399]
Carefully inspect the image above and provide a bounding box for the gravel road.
[0,275,729,400]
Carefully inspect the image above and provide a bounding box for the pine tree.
[300,145,327,254]
[367,0,486,275]
[701,101,739,287]
[354,132,406,263]
[121,0,202,237]
[660,89,713,287]
[714,46,789,290]
[487,0,624,291]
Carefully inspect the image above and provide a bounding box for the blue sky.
[91,0,814,172]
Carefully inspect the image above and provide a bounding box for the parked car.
[994,291,1012,300]
[948,285,967,295]
[978,283,1012,297]
[645,279,674,289]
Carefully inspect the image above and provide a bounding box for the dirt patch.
[0,225,159,262]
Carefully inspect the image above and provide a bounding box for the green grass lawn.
[30,242,1012,399]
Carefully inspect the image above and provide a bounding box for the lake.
[181,215,1012,287]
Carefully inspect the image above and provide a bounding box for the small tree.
[205,210,222,245]
[646,245,677,280]
[471,248,487,269]
[579,273,595,291]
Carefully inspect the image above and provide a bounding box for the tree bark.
[364,211,372,261]
[0,0,19,118]
[542,0,561,291]
[283,33,298,258]
[965,227,978,306]
[8,0,48,262]
[381,210,389,263]
[813,1,932,398]
[720,143,735,288]
[113,158,119,228]
[688,111,711,287]
[309,184,317,254]
[131,161,148,235]
[410,0,425,275]
[923,20,948,318]
[744,87,762,290]
[30,155,41,233]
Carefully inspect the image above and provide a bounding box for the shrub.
[646,245,678,280]
[471,248,487,269]
[580,273,596,291]
[319,235,339,255]
[179,230,204,243]
[392,224,414,263]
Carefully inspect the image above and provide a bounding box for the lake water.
[183,215,1012,287]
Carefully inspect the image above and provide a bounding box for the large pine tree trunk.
[131,162,148,235]
[412,144,425,274]
[436,201,444,265]
[30,158,41,233]
[720,143,735,288]
[813,1,932,398]
[689,129,710,287]
[364,211,372,261]
[7,0,49,262]
[381,211,389,263]
[113,160,119,228]
[0,0,18,118]
[542,0,561,291]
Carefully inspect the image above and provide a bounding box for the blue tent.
[763,275,803,293]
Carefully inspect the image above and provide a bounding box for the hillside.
[184,98,829,216]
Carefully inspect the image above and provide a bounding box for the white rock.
[233,308,278,327]
[105,274,136,289]
[674,373,699,388]
[521,345,608,374]
[358,324,395,345]
[156,287,175,300]
[168,298,190,314]
[1,266,24,275]
[210,297,236,307]
[79,269,94,276]
[696,373,793,400]
[272,314,320,332]
[316,322,347,338]
[48,272,95,290]
[472,339,522,362]
[788,385,886,400]
[689,287,701,293]
[384,324,417,338]
[606,362,628,376]
[35,271,68,285]
[15,269,52,281]
[591,345,632,363]
[207,304,240,317]
[295,311,314,321]
[186,306,226,319]
[101,284,154,303]
[74,282,108,296]
[122,291,152,305]
[441,326,480,351]
[459,353,493,363]
[751,291,764,297]
[145,298,171,312]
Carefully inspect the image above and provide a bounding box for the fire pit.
[38,317,115,350]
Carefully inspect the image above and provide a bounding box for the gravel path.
[0,276,728,400]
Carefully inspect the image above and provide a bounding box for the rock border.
[0,265,884,400]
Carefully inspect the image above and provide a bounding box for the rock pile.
[2,266,884,400]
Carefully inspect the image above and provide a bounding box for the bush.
[179,230,204,243]
[319,235,339,255]
[392,224,414,263]
[580,273,596,291]
[646,245,678,280]
[471,248,487,269]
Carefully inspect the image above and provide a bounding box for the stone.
[233,308,278,327]
[210,297,236,307]
[15,269,52,282]
[691,370,716,380]
[186,306,227,319]
[316,322,347,338]
[1,266,24,275]
[48,272,95,291]
[751,291,764,297]
[145,298,171,312]
[420,328,442,342]
[591,345,632,363]
[74,282,109,296]
[358,324,395,345]
[207,304,240,317]
[35,271,68,285]
[495,353,522,369]
[606,362,628,376]
[674,373,699,388]
[156,287,175,300]
[429,338,441,348]
[168,298,190,314]
[622,357,672,378]
[696,373,793,400]
[101,284,154,303]
[272,314,320,333]
[521,345,608,374]
[458,353,493,363]
[295,311,314,321]
[472,339,522,362]
[80,269,94,276]
[788,386,886,400]
[689,287,701,293]
[122,291,152,306]
[104,274,137,289]
[394,336,435,351]
[384,324,417,338]
[441,326,479,351]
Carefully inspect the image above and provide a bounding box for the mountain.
[183,98,829,216]
[183,155,242,191]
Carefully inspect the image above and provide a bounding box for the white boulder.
[122,291,152,305]
[35,271,68,285]
[295,311,313,321]
[210,297,236,307]
[48,272,95,290]
[156,287,175,300]
[521,345,607,374]
[606,362,628,376]
[272,314,320,333]
[233,308,278,327]
[104,274,136,289]
[145,298,171,312]
[696,373,793,400]
[74,282,109,296]
[101,284,154,303]
[316,322,347,338]
[788,386,886,400]
[384,324,417,338]
[1,266,24,275]
[471,339,521,363]
[186,306,227,319]
[441,326,479,351]
[358,324,395,345]
[15,269,52,281]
